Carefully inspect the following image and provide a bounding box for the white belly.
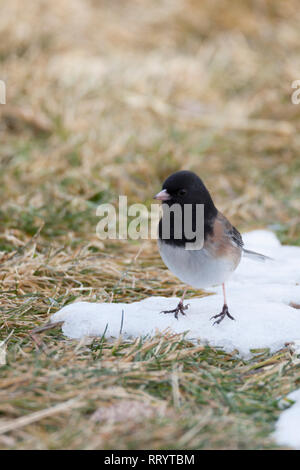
[158,239,238,288]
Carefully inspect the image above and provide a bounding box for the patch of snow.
[51,230,300,358]
[274,389,300,449]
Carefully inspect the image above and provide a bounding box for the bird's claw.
[161,302,189,320]
[210,304,235,325]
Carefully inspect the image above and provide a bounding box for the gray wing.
[221,215,244,249]
[229,225,244,249]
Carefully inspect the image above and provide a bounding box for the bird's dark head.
[154,171,218,245]
[154,170,217,216]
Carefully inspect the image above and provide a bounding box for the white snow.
[274,389,300,449]
[51,230,300,358]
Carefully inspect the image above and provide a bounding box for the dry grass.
[0,0,300,449]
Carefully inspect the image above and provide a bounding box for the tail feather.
[242,248,272,262]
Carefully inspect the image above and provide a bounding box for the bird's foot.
[161,302,189,320]
[210,304,235,325]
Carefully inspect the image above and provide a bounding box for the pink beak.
[154,189,171,201]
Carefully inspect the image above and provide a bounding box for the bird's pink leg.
[222,283,227,305]
[180,287,188,304]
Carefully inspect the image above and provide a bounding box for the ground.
[0,0,300,450]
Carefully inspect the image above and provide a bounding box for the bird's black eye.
[177,189,187,196]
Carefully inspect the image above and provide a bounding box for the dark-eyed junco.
[154,170,269,324]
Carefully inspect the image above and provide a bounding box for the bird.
[154,170,270,324]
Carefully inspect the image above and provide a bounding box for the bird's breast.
[158,239,241,288]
